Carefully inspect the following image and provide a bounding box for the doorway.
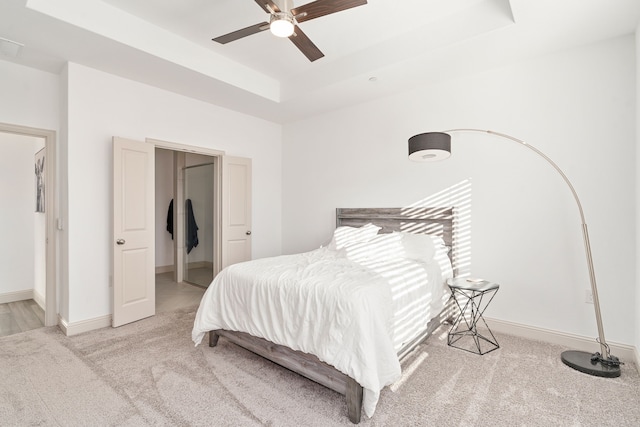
[153,147,220,314]
[0,123,57,330]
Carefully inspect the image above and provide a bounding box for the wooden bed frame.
[208,207,458,424]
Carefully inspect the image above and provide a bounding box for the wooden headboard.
[336,207,456,273]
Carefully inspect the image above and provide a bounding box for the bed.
[192,207,458,423]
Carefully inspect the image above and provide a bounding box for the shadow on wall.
[405,179,472,277]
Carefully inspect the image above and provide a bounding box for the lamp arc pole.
[409,128,621,377]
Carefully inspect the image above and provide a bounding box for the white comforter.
[192,246,451,418]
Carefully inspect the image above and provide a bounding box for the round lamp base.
[561,350,621,378]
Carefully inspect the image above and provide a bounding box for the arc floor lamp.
[408,129,621,378]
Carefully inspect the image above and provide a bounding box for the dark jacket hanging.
[186,198,199,254]
[166,199,174,239]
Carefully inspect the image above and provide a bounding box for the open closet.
[155,149,218,285]
[154,149,217,313]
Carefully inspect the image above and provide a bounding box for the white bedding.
[192,238,452,418]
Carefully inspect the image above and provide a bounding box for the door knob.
[116,239,126,245]
[246,231,252,236]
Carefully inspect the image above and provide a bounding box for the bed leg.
[346,378,363,424]
[209,331,219,347]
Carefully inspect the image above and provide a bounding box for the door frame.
[147,138,224,281]
[0,122,57,327]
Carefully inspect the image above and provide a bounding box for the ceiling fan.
[212,0,368,62]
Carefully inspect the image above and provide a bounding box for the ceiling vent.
[0,37,24,58]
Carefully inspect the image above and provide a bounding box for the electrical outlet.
[585,289,593,304]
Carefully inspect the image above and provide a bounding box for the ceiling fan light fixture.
[270,13,294,37]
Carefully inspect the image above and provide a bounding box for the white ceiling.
[1,0,639,123]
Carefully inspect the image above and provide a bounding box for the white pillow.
[327,223,381,251]
[341,232,404,261]
[395,232,448,263]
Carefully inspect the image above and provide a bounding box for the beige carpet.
[1,306,639,426]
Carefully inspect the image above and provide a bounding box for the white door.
[112,137,155,327]
[221,156,252,268]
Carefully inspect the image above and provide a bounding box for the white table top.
[447,277,499,292]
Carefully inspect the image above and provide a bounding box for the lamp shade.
[408,132,452,161]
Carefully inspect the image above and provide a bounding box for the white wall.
[283,35,636,346]
[0,61,60,130]
[64,62,282,324]
[0,133,37,295]
[155,148,174,269]
[636,25,640,361]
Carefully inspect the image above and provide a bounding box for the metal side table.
[447,277,500,355]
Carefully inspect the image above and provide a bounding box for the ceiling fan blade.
[289,25,324,62]
[291,0,367,24]
[212,22,269,44]
[254,0,280,14]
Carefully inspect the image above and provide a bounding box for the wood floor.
[0,299,44,337]
[0,273,207,338]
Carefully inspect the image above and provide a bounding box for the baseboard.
[156,265,175,274]
[634,346,640,374]
[33,290,46,311]
[157,262,213,274]
[485,317,637,365]
[0,289,33,304]
[186,261,213,269]
[58,314,112,336]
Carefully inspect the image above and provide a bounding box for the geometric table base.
[448,281,500,355]
[448,326,499,355]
